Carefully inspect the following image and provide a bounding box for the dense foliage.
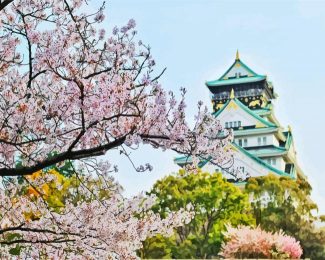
[139,170,253,259]
[139,172,324,259]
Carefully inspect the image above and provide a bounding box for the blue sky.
[99,0,325,215]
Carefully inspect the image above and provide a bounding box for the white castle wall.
[218,106,258,128]
[201,147,275,180]
[262,157,286,171]
[234,134,279,148]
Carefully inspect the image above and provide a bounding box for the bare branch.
[0,0,13,12]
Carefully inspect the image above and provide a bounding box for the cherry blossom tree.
[0,172,193,258]
[0,0,231,177]
[0,0,232,257]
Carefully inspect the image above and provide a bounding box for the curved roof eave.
[206,75,266,87]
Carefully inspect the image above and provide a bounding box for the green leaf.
[9,244,21,256]
[5,233,22,242]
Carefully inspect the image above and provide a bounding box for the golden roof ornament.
[230,88,235,99]
[236,50,240,60]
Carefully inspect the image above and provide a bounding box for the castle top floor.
[206,51,277,112]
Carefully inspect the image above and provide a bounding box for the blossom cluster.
[0,174,193,259]
[220,225,303,259]
[0,0,232,176]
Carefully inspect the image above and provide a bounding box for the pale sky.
[99,0,325,215]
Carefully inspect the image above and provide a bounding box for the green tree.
[245,174,325,259]
[139,170,253,259]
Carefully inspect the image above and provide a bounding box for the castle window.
[238,139,243,146]
[272,158,276,165]
[243,139,248,147]
[258,137,261,146]
[225,121,242,129]
[263,136,267,145]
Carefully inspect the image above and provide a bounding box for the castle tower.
[175,52,305,183]
[207,50,276,112]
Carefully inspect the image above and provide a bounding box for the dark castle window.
[285,164,293,173]
[225,121,242,129]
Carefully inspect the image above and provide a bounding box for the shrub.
[220,226,303,259]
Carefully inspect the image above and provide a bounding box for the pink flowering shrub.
[220,226,303,259]
[273,231,304,259]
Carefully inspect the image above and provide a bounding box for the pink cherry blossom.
[0,0,232,178]
[0,0,233,258]
[220,225,303,259]
[0,174,193,259]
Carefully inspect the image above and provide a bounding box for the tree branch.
[0,0,13,12]
[0,136,127,176]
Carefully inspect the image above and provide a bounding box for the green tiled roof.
[220,57,259,78]
[206,57,266,87]
[173,155,192,165]
[253,107,272,116]
[174,143,295,179]
[247,145,287,157]
[206,75,266,87]
[283,131,293,150]
[234,127,278,136]
[212,97,276,128]
[232,143,293,178]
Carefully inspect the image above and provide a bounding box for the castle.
[175,52,305,183]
